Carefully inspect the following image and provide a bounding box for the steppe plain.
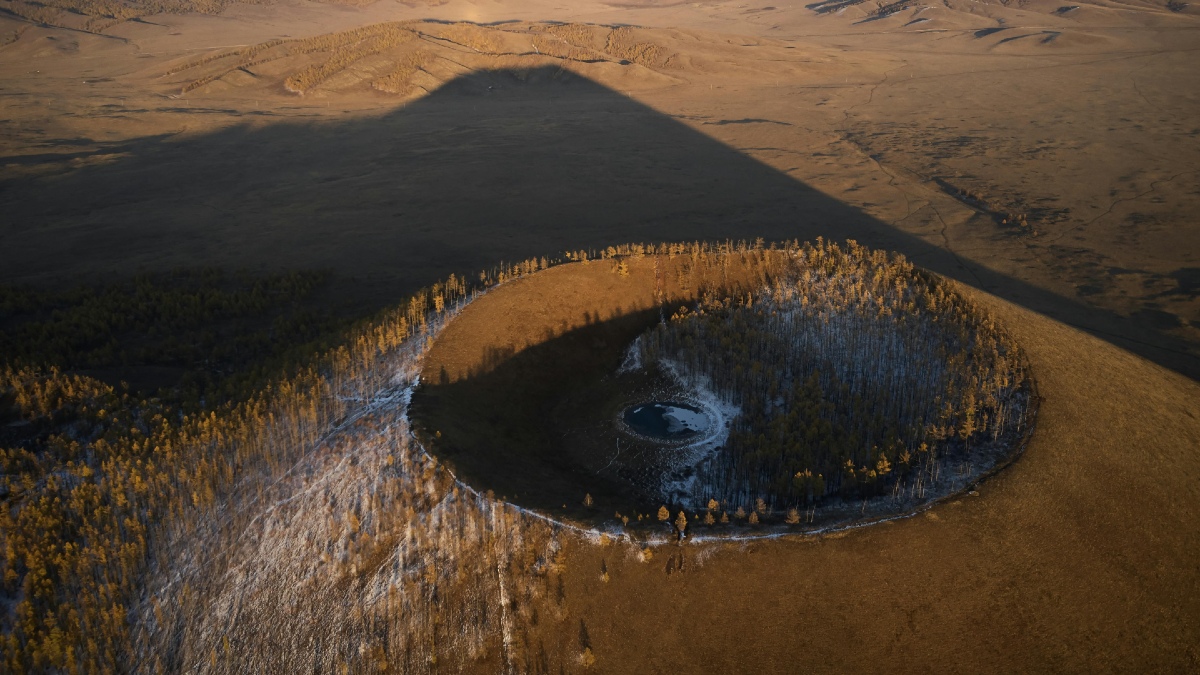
[1,0,1199,671]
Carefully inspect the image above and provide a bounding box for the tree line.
[0,268,343,407]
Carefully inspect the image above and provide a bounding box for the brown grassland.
[425,253,1200,672]
[2,0,1199,670]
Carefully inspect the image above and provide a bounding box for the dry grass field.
[2,2,1198,377]
[425,257,1200,672]
[2,0,1199,671]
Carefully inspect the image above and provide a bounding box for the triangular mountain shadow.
[2,66,1194,378]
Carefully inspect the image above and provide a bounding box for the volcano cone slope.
[411,258,672,519]
[411,247,1198,670]
[555,267,1198,672]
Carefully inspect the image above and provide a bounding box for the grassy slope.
[413,255,778,521]
[419,259,1199,672]
[546,273,1200,672]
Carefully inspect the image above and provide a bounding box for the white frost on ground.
[653,358,741,507]
[660,405,709,434]
[617,335,643,373]
[134,277,1032,672]
[133,287,585,673]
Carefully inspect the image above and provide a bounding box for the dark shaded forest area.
[641,240,1033,513]
[0,269,347,406]
[0,263,490,671]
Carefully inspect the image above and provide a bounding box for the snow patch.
[617,335,644,373]
[661,405,708,434]
[654,358,740,508]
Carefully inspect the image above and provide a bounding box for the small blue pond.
[623,401,709,439]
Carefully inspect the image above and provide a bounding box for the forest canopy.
[0,265,482,672]
[637,240,1032,511]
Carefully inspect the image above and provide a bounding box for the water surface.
[623,401,709,439]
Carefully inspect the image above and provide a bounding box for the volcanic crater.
[409,241,1037,533]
